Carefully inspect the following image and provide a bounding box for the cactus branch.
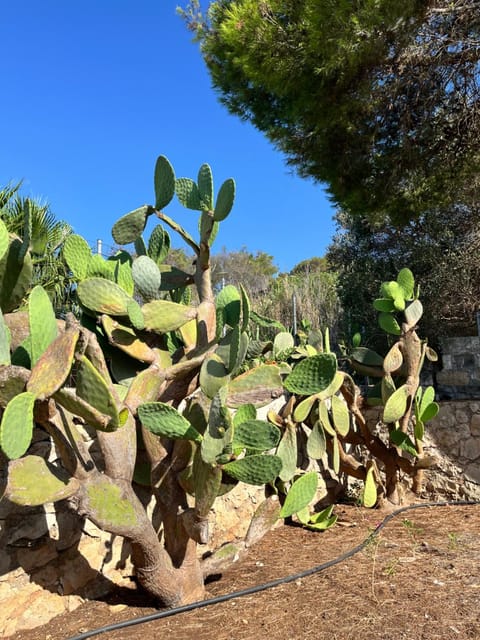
[155,211,200,256]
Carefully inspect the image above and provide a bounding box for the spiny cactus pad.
[86,254,116,280]
[275,423,297,482]
[233,403,256,428]
[28,285,58,366]
[331,395,350,436]
[63,234,92,280]
[378,312,402,336]
[193,453,222,518]
[216,326,241,373]
[0,310,11,365]
[222,454,282,485]
[141,299,197,333]
[383,384,409,423]
[86,478,138,527]
[319,399,335,435]
[226,364,283,408]
[138,403,202,442]
[363,466,377,508]
[112,205,153,245]
[279,471,318,518]
[77,355,127,429]
[200,354,230,399]
[101,316,155,363]
[77,277,133,316]
[176,178,202,210]
[197,163,214,211]
[306,422,326,459]
[0,219,9,261]
[6,455,79,506]
[27,327,80,399]
[232,420,280,451]
[284,353,337,396]
[216,285,241,332]
[132,255,161,301]
[405,299,423,328]
[0,236,33,313]
[383,343,403,374]
[109,250,134,295]
[0,391,36,459]
[148,224,171,265]
[213,178,235,222]
[396,268,415,300]
[154,155,175,210]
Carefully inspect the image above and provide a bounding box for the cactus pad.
[213,178,235,222]
[0,391,36,459]
[383,343,403,374]
[216,285,241,331]
[148,224,171,265]
[77,355,127,429]
[232,420,280,451]
[306,421,326,459]
[63,234,92,280]
[200,354,230,399]
[29,285,58,365]
[0,219,9,261]
[378,312,402,336]
[77,277,133,316]
[86,478,138,527]
[112,205,152,245]
[284,353,337,396]
[226,364,283,408]
[101,316,155,363]
[154,155,175,210]
[405,299,423,328]
[233,403,256,428]
[138,402,202,442]
[27,327,80,399]
[0,236,33,313]
[331,395,350,436]
[383,384,409,423]
[197,163,214,211]
[363,466,377,508]
[141,299,197,333]
[176,178,202,210]
[132,255,161,301]
[276,423,297,482]
[6,455,79,506]
[396,268,415,300]
[0,310,11,365]
[222,454,282,485]
[279,471,318,518]
[193,451,222,517]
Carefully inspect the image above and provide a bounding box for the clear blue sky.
[1,1,336,274]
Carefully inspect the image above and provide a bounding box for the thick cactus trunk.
[74,473,205,607]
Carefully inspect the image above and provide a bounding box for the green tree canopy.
[211,246,278,293]
[327,204,480,348]
[184,0,480,222]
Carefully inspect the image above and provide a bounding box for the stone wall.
[421,400,480,500]
[436,336,480,400]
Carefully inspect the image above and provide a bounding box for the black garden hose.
[66,499,480,640]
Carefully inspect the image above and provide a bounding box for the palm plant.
[0,184,74,313]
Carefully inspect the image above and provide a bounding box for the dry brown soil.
[11,503,480,640]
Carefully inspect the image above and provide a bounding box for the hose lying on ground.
[67,499,480,640]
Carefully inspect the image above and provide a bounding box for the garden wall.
[436,336,480,400]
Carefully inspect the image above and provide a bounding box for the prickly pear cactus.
[0,154,304,610]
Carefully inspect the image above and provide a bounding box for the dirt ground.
[10,502,480,640]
